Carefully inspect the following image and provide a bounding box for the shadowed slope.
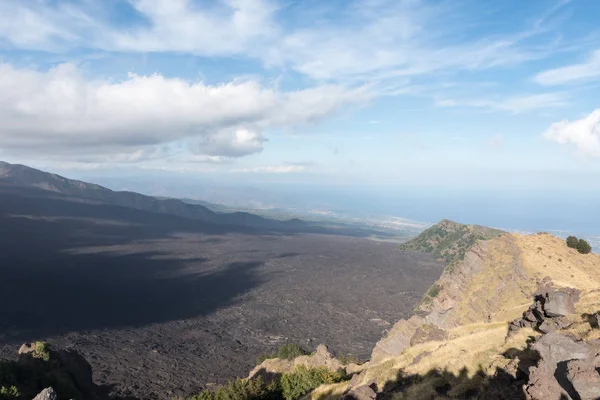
[0,184,267,338]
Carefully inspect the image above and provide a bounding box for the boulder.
[508,297,545,335]
[509,290,578,336]
[55,349,96,395]
[18,343,35,355]
[525,333,591,400]
[15,343,101,399]
[566,358,600,400]
[538,319,560,334]
[32,388,57,400]
[542,288,580,318]
[342,384,377,400]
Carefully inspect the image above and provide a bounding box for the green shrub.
[280,366,346,400]
[0,385,20,399]
[0,361,19,400]
[577,239,592,255]
[190,366,346,400]
[566,236,579,249]
[277,344,309,360]
[32,342,51,362]
[191,376,279,400]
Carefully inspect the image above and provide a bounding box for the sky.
[0,0,599,193]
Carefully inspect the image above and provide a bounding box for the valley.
[0,182,444,399]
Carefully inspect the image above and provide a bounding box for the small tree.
[566,236,579,249]
[577,239,592,255]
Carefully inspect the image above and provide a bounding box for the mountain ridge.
[331,221,600,400]
[0,161,309,232]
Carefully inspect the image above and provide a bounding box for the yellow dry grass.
[305,382,350,400]
[445,233,600,327]
[440,235,536,327]
[515,233,600,316]
[323,233,599,399]
[357,324,538,390]
[515,233,600,291]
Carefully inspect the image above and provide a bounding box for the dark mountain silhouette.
[0,161,308,232]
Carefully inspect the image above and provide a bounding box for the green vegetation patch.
[257,344,310,364]
[277,344,310,361]
[280,366,346,400]
[566,236,592,254]
[32,342,51,362]
[0,385,20,399]
[190,366,347,400]
[399,220,504,268]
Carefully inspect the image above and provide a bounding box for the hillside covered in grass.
[398,219,505,266]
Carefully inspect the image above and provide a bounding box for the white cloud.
[0,0,573,84]
[543,109,600,157]
[0,0,276,55]
[0,63,368,161]
[234,165,307,173]
[262,1,570,83]
[435,93,568,114]
[534,50,600,86]
[190,128,266,157]
[110,0,276,55]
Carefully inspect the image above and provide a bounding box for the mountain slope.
[0,161,308,231]
[181,220,599,400]
[398,219,505,265]
[330,222,600,400]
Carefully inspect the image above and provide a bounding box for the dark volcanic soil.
[0,185,444,399]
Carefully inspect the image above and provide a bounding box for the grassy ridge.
[399,219,505,267]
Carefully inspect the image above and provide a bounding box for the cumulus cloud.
[0,63,368,162]
[534,50,600,86]
[543,109,600,157]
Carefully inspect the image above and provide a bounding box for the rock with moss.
[248,344,343,382]
[1,343,103,400]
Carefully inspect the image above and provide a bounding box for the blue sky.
[0,0,599,190]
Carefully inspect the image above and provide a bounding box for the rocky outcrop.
[248,344,344,381]
[508,288,578,335]
[566,357,600,400]
[409,324,448,346]
[32,388,58,400]
[525,332,592,399]
[543,287,580,317]
[2,342,104,400]
[370,316,425,362]
[348,230,600,400]
[372,234,530,362]
[341,383,377,400]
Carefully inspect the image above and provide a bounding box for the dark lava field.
[0,186,444,399]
